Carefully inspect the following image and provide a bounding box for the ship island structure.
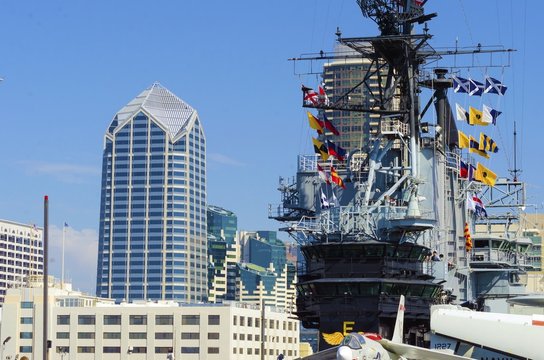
[270,0,536,351]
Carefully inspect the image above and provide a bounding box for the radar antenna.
[357,0,435,35]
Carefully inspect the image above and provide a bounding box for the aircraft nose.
[336,345,353,360]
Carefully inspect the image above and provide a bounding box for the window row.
[56,314,220,326]
[56,332,220,340]
[52,346,222,354]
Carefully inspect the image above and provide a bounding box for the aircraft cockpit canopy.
[341,333,366,349]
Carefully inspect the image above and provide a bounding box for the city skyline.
[0,0,541,294]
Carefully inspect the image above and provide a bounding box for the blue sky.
[0,0,540,293]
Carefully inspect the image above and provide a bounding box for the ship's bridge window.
[474,240,488,249]
[492,240,503,249]
[385,244,396,257]
[410,247,424,260]
[396,247,411,259]
[325,246,342,258]
[315,283,338,296]
[406,284,425,297]
[422,285,438,298]
[390,283,408,295]
[365,245,384,257]
[344,245,364,258]
[381,283,393,295]
[359,283,379,296]
[307,247,320,260]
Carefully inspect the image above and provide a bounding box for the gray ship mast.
[285,0,513,244]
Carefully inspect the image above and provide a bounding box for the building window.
[20,301,33,309]
[181,332,199,340]
[78,315,95,325]
[132,347,147,353]
[255,318,260,327]
[56,332,69,339]
[208,347,220,354]
[155,332,173,340]
[207,332,219,340]
[181,315,199,325]
[181,347,199,354]
[208,314,220,325]
[129,315,147,325]
[103,315,121,325]
[155,315,173,325]
[19,332,32,339]
[248,317,253,327]
[56,346,69,354]
[19,346,32,353]
[233,348,237,354]
[77,347,95,353]
[155,347,173,354]
[240,316,245,326]
[78,332,95,339]
[20,317,32,324]
[129,332,147,339]
[248,348,253,355]
[103,347,121,353]
[103,332,121,339]
[233,315,237,326]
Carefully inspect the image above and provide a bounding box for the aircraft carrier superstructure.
[270,0,534,351]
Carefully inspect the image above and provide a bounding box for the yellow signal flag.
[469,136,490,159]
[307,112,324,134]
[475,162,497,186]
[312,137,329,161]
[479,132,499,153]
[458,130,470,148]
[469,107,489,126]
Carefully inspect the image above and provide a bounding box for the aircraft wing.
[379,339,474,360]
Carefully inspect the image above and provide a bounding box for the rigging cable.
[519,0,527,174]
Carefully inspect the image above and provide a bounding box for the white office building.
[0,219,43,306]
[0,276,299,360]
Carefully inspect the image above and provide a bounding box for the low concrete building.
[0,276,299,360]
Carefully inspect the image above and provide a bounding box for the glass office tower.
[96,83,207,303]
[207,205,237,244]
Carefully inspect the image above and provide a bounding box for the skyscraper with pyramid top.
[96,83,207,303]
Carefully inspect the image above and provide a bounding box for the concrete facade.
[0,276,299,360]
[0,219,43,306]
